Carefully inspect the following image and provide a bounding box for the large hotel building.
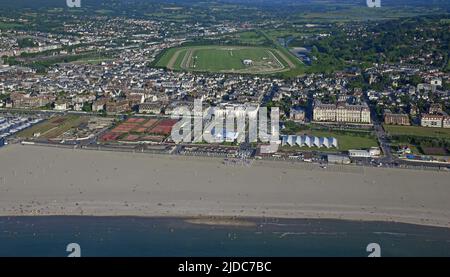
[313,101,371,124]
[384,111,410,126]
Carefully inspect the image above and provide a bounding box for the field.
[155,45,296,74]
[308,130,378,151]
[0,22,23,30]
[291,6,442,23]
[72,57,114,65]
[16,115,87,139]
[231,31,269,46]
[100,117,179,143]
[281,129,378,152]
[383,125,450,139]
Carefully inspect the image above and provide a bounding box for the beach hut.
[313,136,321,148]
[287,135,297,146]
[281,135,288,146]
[295,136,303,147]
[298,136,304,147]
[321,137,329,148]
[330,137,338,148]
[303,136,312,147]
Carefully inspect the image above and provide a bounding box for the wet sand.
[0,144,449,228]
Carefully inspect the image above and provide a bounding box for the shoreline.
[1,214,450,231]
[1,214,450,229]
[1,209,448,229]
[0,144,449,229]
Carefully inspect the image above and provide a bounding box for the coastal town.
[1,0,450,261]
[0,1,449,172]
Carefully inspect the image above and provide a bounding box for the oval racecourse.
[157,45,296,74]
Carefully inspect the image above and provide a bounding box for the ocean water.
[0,216,449,257]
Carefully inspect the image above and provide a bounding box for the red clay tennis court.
[148,119,178,135]
[126,118,146,123]
[100,118,179,142]
[142,119,158,128]
[100,132,121,141]
[122,134,140,141]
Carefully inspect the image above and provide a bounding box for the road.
[374,123,394,163]
[261,83,278,106]
[364,91,394,164]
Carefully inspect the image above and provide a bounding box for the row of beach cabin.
[281,135,338,149]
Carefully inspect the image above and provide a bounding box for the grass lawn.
[154,45,295,74]
[0,22,23,30]
[259,31,306,77]
[154,47,178,68]
[390,142,422,155]
[279,145,341,153]
[234,31,268,45]
[383,124,450,139]
[281,129,378,152]
[72,57,114,65]
[192,47,277,72]
[309,130,378,151]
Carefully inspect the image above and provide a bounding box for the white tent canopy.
[281,135,338,149]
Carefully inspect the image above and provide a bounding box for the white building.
[369,147,381,157]
[313,101,371,124]
[54,102,67,111]
[430,78,442,87]
[212,128,239,143]
[290,107,306,122]
[443,117,450,129]
[348,149,371,158]
[421,114,444,128]
[327,154,351,164]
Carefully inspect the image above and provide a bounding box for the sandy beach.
[0,144,449,228]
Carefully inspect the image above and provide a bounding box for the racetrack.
[161,45,296,74]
